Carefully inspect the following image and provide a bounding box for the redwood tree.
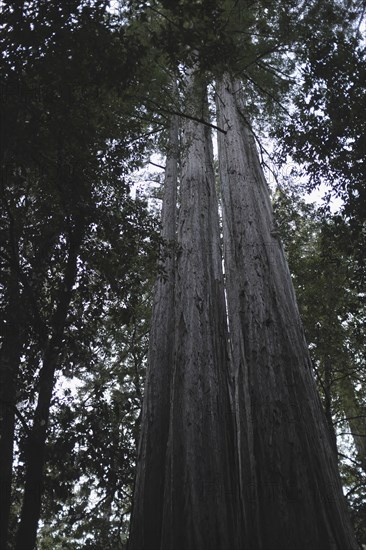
[129,60,358,547]
[128,109,179,550]
[216,72,357,550]
[129,71,242,550]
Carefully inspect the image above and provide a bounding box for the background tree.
[129,0,364,547]
[0,1,160,547]
[275,26,366,281]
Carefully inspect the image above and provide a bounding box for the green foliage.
[274,31,366,279]
[0,0,159,547]
[37,303,152,548]
[278,34,366,210]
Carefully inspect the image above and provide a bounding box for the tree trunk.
[0,195,64,549]
[160,72,241,550]
[216,73,357,550]
[128,111,179,550]
[0,272,23,550]
[15,217,84,550]
[341,372,366,474]
[323,355,338,453]
[129,72,242,550]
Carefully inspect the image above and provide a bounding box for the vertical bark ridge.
[128,112,179,550]
[216,73,357,550]
[160,71,242,550]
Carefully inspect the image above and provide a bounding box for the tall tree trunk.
[129,72,242,550]
[15,216,84,550]
[128,111,179,550]
[216,73,357,550]
[0,272,23,550]
[160,72,241,550]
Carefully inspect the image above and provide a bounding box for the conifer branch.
[241,71,291,115]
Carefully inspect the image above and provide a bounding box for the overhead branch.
[235,43,286,73]
[256,60,297,83]
[357,1,366,33]
[241,71,291,116]
[234,107,279,185]
[338,451,362,466]
[146,4,181,30]
[166,108,227,134]
[149,161,166,170]
[14,406,31,436]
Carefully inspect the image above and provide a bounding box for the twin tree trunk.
[129,73,242,550]
[129,72,357,549]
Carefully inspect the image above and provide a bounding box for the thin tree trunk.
[341,372,366,474]
[216,73,357,550]
[15,216,84,550]
[128,110,179,550]
[0,273,23,550]
[323,355,338,453]
[0,196,64,549]
[160,71,241,550]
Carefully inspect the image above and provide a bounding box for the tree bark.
[216,73,358,550]
[0,272,23,550]
[15,216,84,550]
[160,71,241,550]
[129,72,242,550]
[128,110,179,550]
